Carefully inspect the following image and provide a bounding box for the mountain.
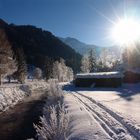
[0,19,82,72]
[59,37,104,56]
[60,37,121,57]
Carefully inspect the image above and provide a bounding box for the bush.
[34,103,69,140]
[34,80,69,140]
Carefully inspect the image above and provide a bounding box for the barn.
[74,72,123,88]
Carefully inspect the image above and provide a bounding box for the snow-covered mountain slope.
[60,37,100,55]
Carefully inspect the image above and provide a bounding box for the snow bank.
[76,71,124,79]
[0,81,48,112]
[27,80,48,90]
[0,85,29,112]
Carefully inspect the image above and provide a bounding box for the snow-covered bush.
[34,81,69,140]
[47,79,63,100]
[34,103,69,140]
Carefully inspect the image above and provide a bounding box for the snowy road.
[64,84,140,140]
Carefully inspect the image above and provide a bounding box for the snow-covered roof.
[76,72,124,79]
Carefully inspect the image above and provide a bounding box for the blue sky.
[0,0,140,46]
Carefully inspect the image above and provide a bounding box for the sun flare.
[111,18,140,45]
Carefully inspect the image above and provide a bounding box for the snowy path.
[64,94,111,140]
[64,84,140,140]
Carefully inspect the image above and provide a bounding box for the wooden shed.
[74,72,123,88]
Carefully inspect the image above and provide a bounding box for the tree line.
[81,48,122,73]
[0,29,73,85]
[81,43,140,74]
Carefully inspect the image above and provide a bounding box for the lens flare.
[111,19,140,45]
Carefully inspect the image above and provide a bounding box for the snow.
[0,81,48,113]
[63,83,140,140]
[0,85,29,112]
[27,80,48,90]
[64,94,111,140]
[76,71,124,79]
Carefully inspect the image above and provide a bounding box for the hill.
[0,19,82,72]
[60,37,121,57]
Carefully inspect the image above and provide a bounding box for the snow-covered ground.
[63,83,140,140]
[0,81,48,113]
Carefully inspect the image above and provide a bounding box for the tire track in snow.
[72,92,139,140]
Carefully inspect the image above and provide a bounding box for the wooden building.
[74,72,123,88]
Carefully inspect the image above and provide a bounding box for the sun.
[111,18,140,45]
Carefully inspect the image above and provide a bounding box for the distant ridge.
[60,37,121,57]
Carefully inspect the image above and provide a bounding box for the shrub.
[34,103,69,140]
[34,80,69,140]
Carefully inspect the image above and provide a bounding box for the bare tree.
[33,67,42,80]
[97,48,122,72]
[44,56,53,80]
[81,49,96,73]
[52,58,73,82]
[88,49,96,72]
[14,48,27,84]
[81,55,90,73]
[0,29,17,84]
